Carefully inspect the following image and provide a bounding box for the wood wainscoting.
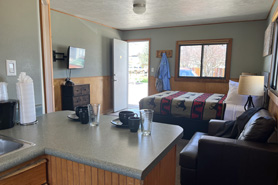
[54,76,112,114]
[55,76,237,113]
[149,76,238,95]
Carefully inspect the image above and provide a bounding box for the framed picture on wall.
[263,22,274,57]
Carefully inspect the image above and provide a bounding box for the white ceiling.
[50,0,274,30]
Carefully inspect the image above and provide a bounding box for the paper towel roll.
[16,82,36,124]
[0,82,8,101]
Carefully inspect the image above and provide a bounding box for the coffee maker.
[0,99,18,130]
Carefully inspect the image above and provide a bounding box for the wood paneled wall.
[54,75,235,113]
[46,146,176,185]
[149,76,238,95]
[54,76,112,114]
[268,90,278,127]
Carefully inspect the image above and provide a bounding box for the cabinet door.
[0,159,47,185]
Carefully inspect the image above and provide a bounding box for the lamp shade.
[238,75,264,96]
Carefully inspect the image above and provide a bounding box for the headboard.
[268,90,278,127]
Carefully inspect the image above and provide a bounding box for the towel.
[159,53,171,91]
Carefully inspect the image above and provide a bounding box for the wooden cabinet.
[61,84,90,110]
[47,146,176,185]
[0,146,176,185]
[0,156,48,185]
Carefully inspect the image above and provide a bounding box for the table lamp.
[238,75,264,110]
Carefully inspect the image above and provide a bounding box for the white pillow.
[225,80,263,107]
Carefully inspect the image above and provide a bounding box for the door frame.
[126,38,151,96]
[39,0,55,113]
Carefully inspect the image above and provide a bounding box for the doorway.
[127,40,150,108]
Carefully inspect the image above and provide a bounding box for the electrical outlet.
[6,60,16,76]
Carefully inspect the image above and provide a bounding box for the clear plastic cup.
[90,104,101,126]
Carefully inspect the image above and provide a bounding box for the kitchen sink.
[0,134,35,157]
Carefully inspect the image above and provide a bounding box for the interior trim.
[272,0,278,22]
[267,0,276,20]
[123,19,266,32]
[50,8,117,30]
[40,0,55,113]
[51,8,267,32]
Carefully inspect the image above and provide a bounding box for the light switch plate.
[6,60,16,76]
[151,67,154,72]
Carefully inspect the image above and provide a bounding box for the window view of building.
[175,39,232,82]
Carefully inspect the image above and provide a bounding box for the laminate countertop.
[0,111,183,179]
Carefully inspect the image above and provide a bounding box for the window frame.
[174,38,233,82]
[270,21,278,90]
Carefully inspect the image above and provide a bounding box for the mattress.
[139,91,227,121]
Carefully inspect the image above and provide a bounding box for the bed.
[139,91,227,139]
[139,75,267,139]
[139,91,227,120]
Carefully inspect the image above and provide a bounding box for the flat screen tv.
[67,46,86,69]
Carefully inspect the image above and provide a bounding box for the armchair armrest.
[208,119,226,135]
[197,135,278,185]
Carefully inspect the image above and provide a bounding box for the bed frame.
[153,114,209,139]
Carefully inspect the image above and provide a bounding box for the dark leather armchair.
[180,109,278,185]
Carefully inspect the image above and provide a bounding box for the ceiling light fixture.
[133,3,146,14]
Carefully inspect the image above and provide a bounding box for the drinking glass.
[140,109,154,136]
[90,104,101,126]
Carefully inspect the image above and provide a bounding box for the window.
[175,39,232,82]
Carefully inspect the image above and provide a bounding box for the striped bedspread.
[139,91,227,120]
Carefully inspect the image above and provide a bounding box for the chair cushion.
[238,109,276,142]
[179,132,206,169]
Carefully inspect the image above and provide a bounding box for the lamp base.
[244,95,255,111]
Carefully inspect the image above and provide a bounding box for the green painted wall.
[0,0,43,115]
[51,11,123,79]
[123,21,266,78]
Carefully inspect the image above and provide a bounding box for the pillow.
[225,80,263,107]
[238,109,276,142]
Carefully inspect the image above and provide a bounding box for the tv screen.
[68,46,86,69]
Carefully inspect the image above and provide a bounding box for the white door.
[113,39,128,112]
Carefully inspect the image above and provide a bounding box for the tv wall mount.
[53,50,67,62]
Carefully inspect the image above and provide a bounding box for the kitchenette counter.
[0,111,183,180]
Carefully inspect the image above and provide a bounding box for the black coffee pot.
[75,104,92,124]
[0,99,18,130]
